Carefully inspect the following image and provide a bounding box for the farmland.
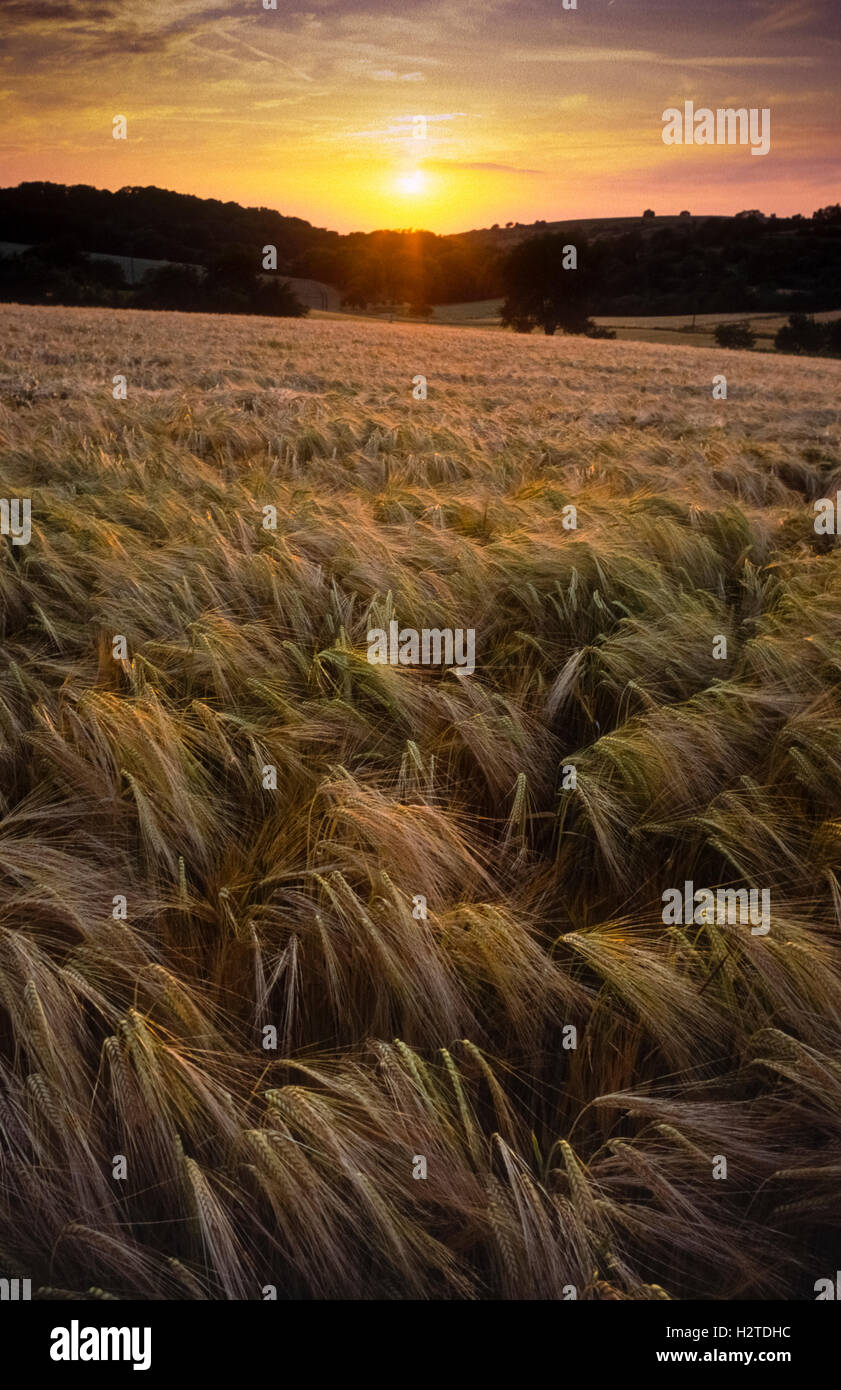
[0,303,840,1299]
[412,301,841,352]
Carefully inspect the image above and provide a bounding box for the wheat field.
[0,303,840,1300]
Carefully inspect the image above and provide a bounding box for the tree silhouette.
[775,313,839,356]
[500,233,594,335]
[714,321,756,349]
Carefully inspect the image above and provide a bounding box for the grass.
[0,302,840,1299]
[424,302,841,351]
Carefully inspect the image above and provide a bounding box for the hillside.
[0,183,717,264]
[1,303,840,1299]
[454,212,728,249]
[2,184,840,319]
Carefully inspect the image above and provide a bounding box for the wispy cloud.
[512,47,814,68]
[209,26,314,81]
[748,0,837,38]
[426,159,544,175]
[369,70,425,81]
[2,0,117,22]
[345,113,467,139]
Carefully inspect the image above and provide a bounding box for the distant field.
[6,233,836,351]
[1,303,840,1300]
[597,307,841,350]
[427,298,841,350]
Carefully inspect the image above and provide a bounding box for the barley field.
[1,303,840,1300]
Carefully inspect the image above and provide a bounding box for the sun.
[395,170,426,196]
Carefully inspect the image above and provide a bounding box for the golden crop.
[0,303,839,1299]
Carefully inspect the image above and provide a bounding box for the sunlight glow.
[395,170,426,197]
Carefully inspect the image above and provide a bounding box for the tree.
[0,243,125,307]
[773,314,841,358]
[23,235,87,269]
[207,244,257,295]
[342,287,368,310]
[500,233,595,335]
[137,262,206,311]
[260,279,309,317]
[775,313,827,356]
[642,209,656,219]
[714,321,756,349]
[585,320,617,339]
[813,204,841,225]
[825,319,841,357]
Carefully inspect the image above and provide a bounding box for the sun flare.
[395,170,426,197]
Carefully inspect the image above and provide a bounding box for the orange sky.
[1,0,839,233]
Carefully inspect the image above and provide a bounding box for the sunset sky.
[2,0,839,234]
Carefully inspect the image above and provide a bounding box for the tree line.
[0,183,839,323]
[0,236,308,317]
[715,314,841,357]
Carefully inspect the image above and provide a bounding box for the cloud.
[426,159,545,175]
[208,25,314,80]
[97,4,248,56]
[369,70,425,81]
[512,47,813,67]
[748,0,839,38]
[344,113,467,138]
[2,0,117,21]
[3,1,251,58]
